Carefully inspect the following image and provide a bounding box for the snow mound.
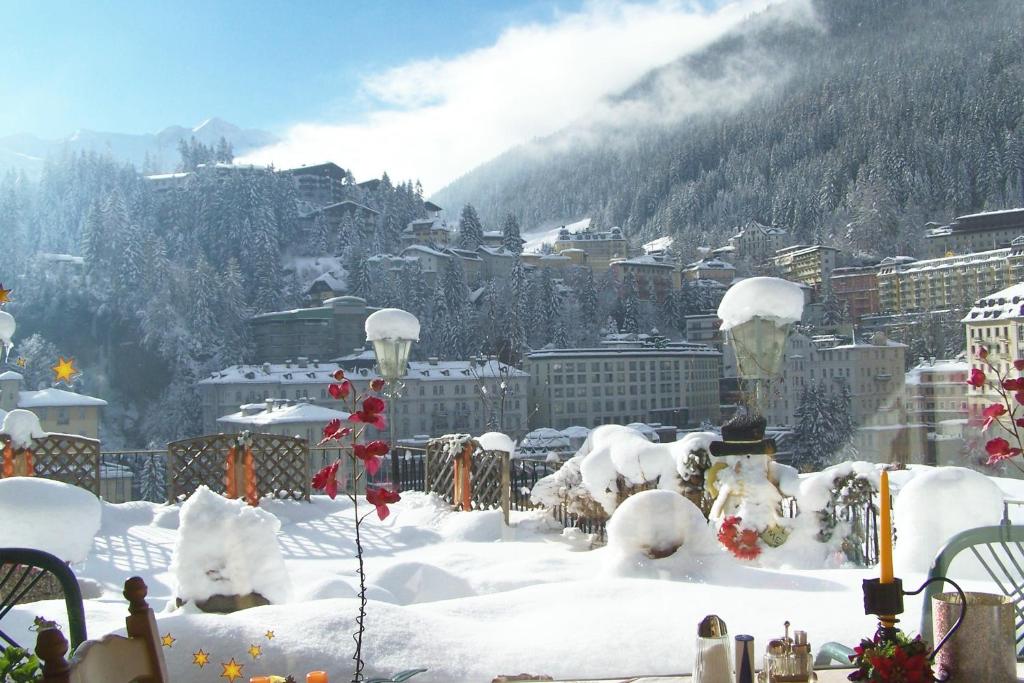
[579,425,681,516]
[893,467,1003,576]
[371,562,476,605]
[717,277,804,330]
[1,409,47,449]
[477,431,515,454]
[365,308,420,341]
[0,477,100,562]
[798,461,879,512]
[171,486,292,604]
[439,508,506,542]
[607,490,716,559]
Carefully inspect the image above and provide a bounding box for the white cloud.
[241,0,780,193]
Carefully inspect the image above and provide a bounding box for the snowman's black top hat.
[709,414,776,457]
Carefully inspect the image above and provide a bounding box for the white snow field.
[5,467,1024,682]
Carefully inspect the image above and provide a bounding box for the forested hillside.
[433,0,1024,260]
[0,154,429,446]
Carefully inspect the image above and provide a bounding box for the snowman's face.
[725,453,769,476]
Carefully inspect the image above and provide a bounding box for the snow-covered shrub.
[606,489,717,559]
[579,425,682,515]
[529,453,607,521]
[893,466,1002,575]
[0,477,100,563]
[171,486,291,606]
[798,461,879,565]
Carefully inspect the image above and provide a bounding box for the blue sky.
[0,0,586,138]
[2,0,770,190]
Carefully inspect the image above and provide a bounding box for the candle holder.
[852,575,968,682]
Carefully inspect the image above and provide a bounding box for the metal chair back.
[0,548,87,652]
[920,522,1024,660]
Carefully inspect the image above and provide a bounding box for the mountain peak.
[192,117,239,136]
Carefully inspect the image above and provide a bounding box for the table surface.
[544,663,1024,682]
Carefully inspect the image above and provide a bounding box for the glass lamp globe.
[371,338,413,381]
[727,316,790,382]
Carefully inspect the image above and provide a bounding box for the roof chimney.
[265,398,274,412]
[297,357,308,368]
[429,357,439,365]
[262,362,272,375]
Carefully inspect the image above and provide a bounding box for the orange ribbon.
[225,445,238,498]
[243,447,257,507]
[23,450,33,477]
[225,445,258,506]
[2,442,12,478]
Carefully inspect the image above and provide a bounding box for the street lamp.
[717,277,804,416]
[365,308,420,488]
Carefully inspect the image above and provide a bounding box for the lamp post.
[365,308,419,489]
[717,277,803,417]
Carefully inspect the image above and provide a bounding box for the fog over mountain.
[0,117,277,175]
[432,0,1024,260]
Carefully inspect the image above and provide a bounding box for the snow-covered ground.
[6,469,1024,682]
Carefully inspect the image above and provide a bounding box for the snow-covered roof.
[613,255,675,268]
[477,245,514,257]
[964,282,1024,322]
[144,172,191,181]
[401,245,450,259]
[18,388,107,408]
[686,258,735,270]
[201,358,527,386]
[642,236,673,253]
[527,342,720,359]
[218,402,349,426]
[37,253,85,265]
[0,371,23,381]
[307,272,345,292]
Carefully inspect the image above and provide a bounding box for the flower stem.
[351,485,367,683]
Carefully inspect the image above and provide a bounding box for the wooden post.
[2,441,13,477]
[15,448,34,477]
[500,452,511,525]
[460,441,473,511]
[124,576,170,683]
[35,627,71,683]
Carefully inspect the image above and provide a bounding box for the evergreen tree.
[457,203,484,250]
[310,212,331,254]
[619,272,642,335]
[500,212,523,254]
[347,248,373,301]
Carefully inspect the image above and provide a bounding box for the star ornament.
[221,658,244,682]
[264,630,275,640]
[160,633,176,648]
[0,284,11,305]
[51,356,79,385]
[14,357,26,368]
[247,644,263,659]
[192,650,211,668]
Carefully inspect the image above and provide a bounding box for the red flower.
[1016,392,1024,405]
[1003,378,1024,392]
[319,419,352,445]
[1015,360,1024,372]
[328,381,351,400]
[366,486,401,520]
[350,396,387,430]
[967,367,987,388]
[982,403,1007,431]
[986,437,1022,465]
[332,369,346,381]
[353,440,390,476]
[312,461,340,499]
[370,378,386,392]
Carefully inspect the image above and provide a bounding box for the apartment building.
[197,355,529,442]
[610,255,681,303]
[830,265,880,321]
[248,296,373,364]
[878,238,1024,315]
[683,258,736,286]
[279,162,351,209]
[552,225,629,272]
[963,282,1024,423]
[905,359,969,428]
[752,332,920,462]
[727,221,789,263]
[0,371,107,440]
[925,208,1024,257]
[524,340,721,430]
[772,245,839,291]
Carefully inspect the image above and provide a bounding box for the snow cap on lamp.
[364,308,420,342]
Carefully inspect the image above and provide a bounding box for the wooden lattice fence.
[7,433,102,497]
[167,433,310,503]
[425,435,510,523]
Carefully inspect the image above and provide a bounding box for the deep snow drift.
[6,466,1024,682]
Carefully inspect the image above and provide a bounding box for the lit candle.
[307,672,329,683]
[249,678,272,683]
[879,469,893,584]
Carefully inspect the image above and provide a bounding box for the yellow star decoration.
[160,633,176,648]
[247,644,263,660]
[52,357,79,384]
[192,650,211,668]
[14,357,26,368]
[0,284,11,305]
[220,658,244,682]
[264,630,275,640]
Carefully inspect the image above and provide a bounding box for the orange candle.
[879,470,893,584]
[307,672,329,683]
[250,678,272,683]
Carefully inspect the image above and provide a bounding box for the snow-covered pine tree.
[310,212,331,254]
[458,203,484,250]
[620,271,642,335]
[347,247,374,302]
[500,212,523,254]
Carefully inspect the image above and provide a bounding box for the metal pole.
[388,380,399,490]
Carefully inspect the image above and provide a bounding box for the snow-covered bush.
[606,489,717,559]
[477,431,515,454]
[529,453,606,521]
[0,477,100,563]
[893,466,1002,575]
[171,486,291,606]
